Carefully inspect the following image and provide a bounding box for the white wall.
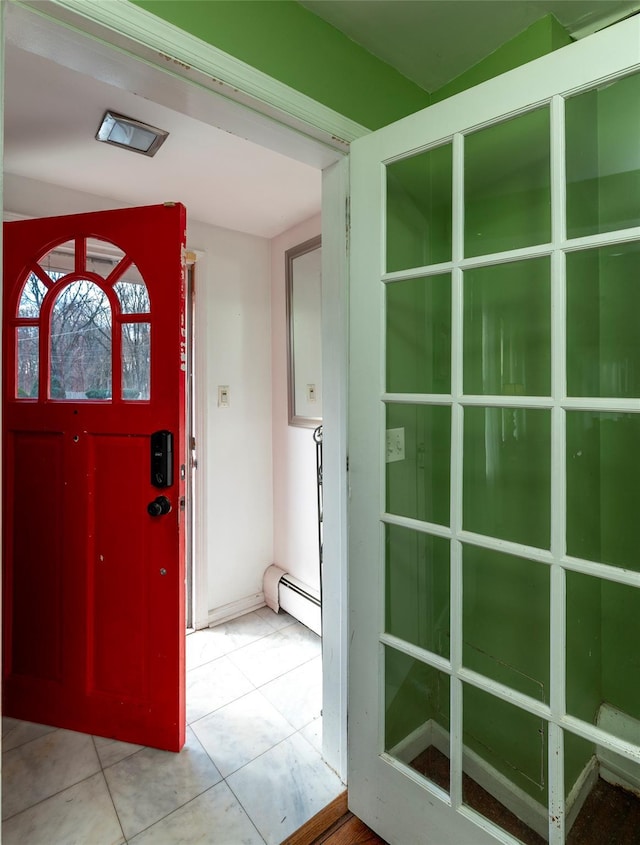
[4,173,274,622]
[187,220,273,618]
[271,214,322,594]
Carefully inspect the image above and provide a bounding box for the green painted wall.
[129,0,430,130]
[432,14,573,104]
[128,3,574,130]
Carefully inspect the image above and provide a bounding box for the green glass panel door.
[381,81,640,842]
[350,21,640,845]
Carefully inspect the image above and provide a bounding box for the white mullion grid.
[382,260,454,283]
[383,393,557,408]
[381,512,453,540]
[561,555,640,589]
[548,722,565,843]
[380,632,451,676]
[381,222,640,286]
[561,714,640,766]
[548,93,567,845]
[562,224,640,253]
[457,530,555,565]
[381,515,558,566]
[458,667,552,722]
[461,395,554,408]
[449,131,465,812]
[381,241,558,284]
[382,392,453,405]
[562,397,640,412]
[384,511,640,591]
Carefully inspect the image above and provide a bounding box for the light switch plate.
[386,428,405,462]
[218,385,229,407]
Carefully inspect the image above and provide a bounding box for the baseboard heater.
[280,574,321,607]
[263,565,321,636]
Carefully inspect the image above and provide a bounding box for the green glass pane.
[567,243,640,398]
[566,72,640,239]
[386,403,451,526]
[386,274,451,394]
[567,571,640,740]
[463,546,549,702]
[464,258,551,396]
[567,412,640,570]
[463,407,550,548]
[386,525,450,658]
[385,645,450,793]
[465,108,551,257]
[463,684,548,829]
[386,144,452,272]
[565,570,602,725]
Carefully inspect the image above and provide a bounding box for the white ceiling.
[4,42,322,239]
[300,0,640,91]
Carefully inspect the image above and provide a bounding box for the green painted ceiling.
[299,0,640,92]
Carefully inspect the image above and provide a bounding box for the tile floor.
[1,607,344,845]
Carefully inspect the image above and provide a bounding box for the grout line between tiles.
[1,767,105,824]
[3,613,321,845]
[121,783,229,844]
[0,724,58,755]
[93,735,129,845]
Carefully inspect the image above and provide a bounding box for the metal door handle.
[147,495,172,517]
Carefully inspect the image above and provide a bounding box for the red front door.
[3,204,186,751]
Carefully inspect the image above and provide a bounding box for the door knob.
[147,495,172,517]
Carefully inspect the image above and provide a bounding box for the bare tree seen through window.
[16,271,151,400]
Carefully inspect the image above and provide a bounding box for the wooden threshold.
[281,792,388,845]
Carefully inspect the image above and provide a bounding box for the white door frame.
[1,0,360,779]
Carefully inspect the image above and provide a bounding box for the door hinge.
[345,195,351,252]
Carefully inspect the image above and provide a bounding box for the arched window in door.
[13,236,151,401]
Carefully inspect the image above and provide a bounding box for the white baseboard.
[208,592,265,627]
[566,754,599,832]
[597,703,640,796]
[389,719,437,765]
[390,720,597,838]
[206,578,322,635]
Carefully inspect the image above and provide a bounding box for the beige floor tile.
[2,728,100,820]
[2,772,124,845]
